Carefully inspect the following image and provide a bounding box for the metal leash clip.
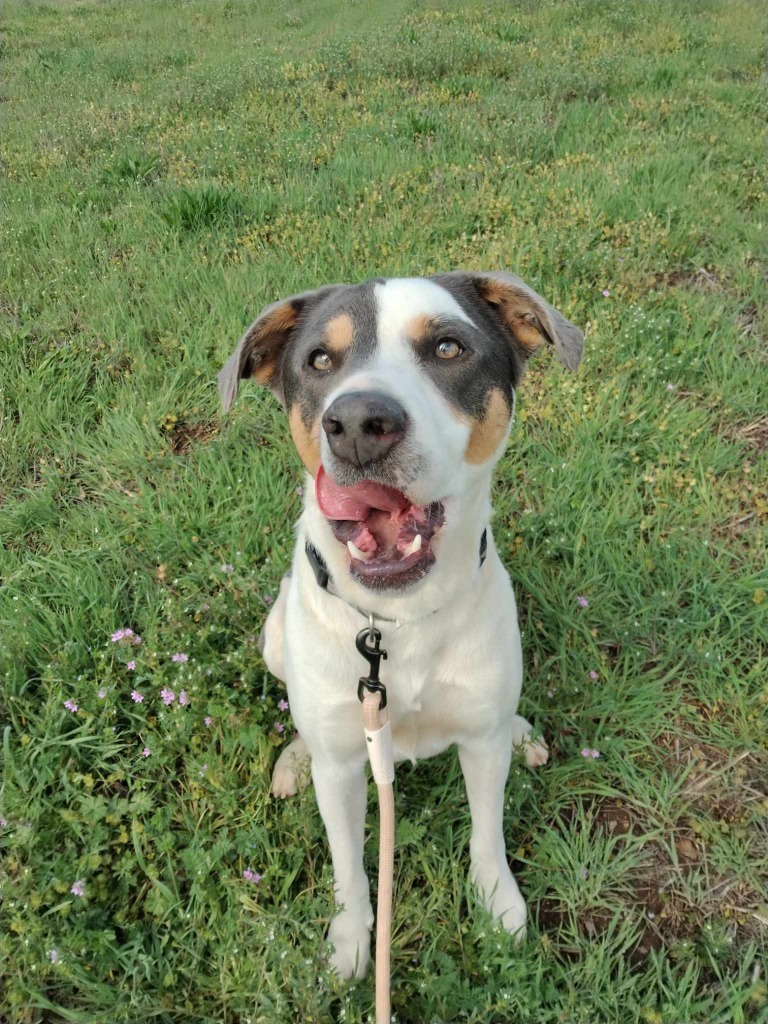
[356,625,388,708]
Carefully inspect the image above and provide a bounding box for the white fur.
[264,278,545,980]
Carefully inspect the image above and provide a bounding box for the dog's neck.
[297,469,495,624]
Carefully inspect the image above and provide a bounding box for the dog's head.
[220,272,583,592]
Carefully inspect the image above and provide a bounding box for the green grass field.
[1,0,766,1021]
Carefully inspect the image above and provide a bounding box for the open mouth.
[316,467,445,590]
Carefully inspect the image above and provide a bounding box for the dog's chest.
[383,654,484,763]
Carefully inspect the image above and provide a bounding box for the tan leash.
[357,621,395,1024]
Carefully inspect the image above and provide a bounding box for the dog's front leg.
[458,731,527,941]
[312,755,373,979]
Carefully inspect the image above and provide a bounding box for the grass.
[1,0,766,1021]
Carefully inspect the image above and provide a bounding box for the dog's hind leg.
[511,715,549,768]
[271,735,311,798]
[259,573,291,683]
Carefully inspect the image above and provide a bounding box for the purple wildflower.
[274,721,285,734]
[70,880,85,897]
[132,635,142,645]
[142,747,151,757]
[178,690,189,706]
[204,716,212,727]
[263,594,274,605]
[576,595,589,608]
[97,688,107,699]
[221,563,235,574]
[111,629,126,642]
[127,660,136,671]
[242,869,262,884]
[589,670,599,681]
[581,747,601,759]
[63,700,78,714]
[48,948,60,963]
[172,652,188,663]
[602,289,611,298]
[131,690,144,703]
[161,688,174,705]
[277,698,289,712]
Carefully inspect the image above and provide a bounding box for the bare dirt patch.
[168,419,220,455]
[537,742,767,961]
[655,265,723,291]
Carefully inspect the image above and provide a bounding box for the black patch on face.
[279,280,382,433]
[425,273,526,415]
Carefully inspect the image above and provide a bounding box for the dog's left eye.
[309,350,333,371]
[435,339,464,360]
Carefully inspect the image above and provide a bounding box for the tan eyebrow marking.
[324,313,354,354]
[405,313,436,345]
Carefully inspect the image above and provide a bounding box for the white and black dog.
[219,271,583,979]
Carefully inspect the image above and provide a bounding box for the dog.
[218,271,583,979]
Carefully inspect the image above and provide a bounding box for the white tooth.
[403,534,423,558]
[347,540,370,561]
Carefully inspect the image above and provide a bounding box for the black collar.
[305,528,488,622]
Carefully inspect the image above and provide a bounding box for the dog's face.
[220,272,583,590]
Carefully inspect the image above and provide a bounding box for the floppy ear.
[218,285,345,412]
[468,270,584,371]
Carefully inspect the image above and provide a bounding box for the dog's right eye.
[309,350,333,371]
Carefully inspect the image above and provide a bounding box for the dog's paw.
[270,736,311,798]
[522,736,549,768]
[472,860,528,944]
[497,890,528,943]
[327,911,371,980]
[482,881,528,943]
[512,715,549,768]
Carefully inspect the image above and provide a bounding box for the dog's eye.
[435,339,463,360]
[309,350,333,371]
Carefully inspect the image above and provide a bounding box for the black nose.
[322,391,408,468]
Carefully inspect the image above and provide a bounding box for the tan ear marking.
[289,404,322,475]
[479,280,548,354]
[324,313,354,354]
[464,388,511,465]
[248,303,298,384]
[509,313,545,353]
[465,270,583,371]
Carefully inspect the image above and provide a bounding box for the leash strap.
[357,626,394,1024]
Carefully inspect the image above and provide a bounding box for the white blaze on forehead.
[373,278,476,356]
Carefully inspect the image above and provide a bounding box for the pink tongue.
[316,466,409,521]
